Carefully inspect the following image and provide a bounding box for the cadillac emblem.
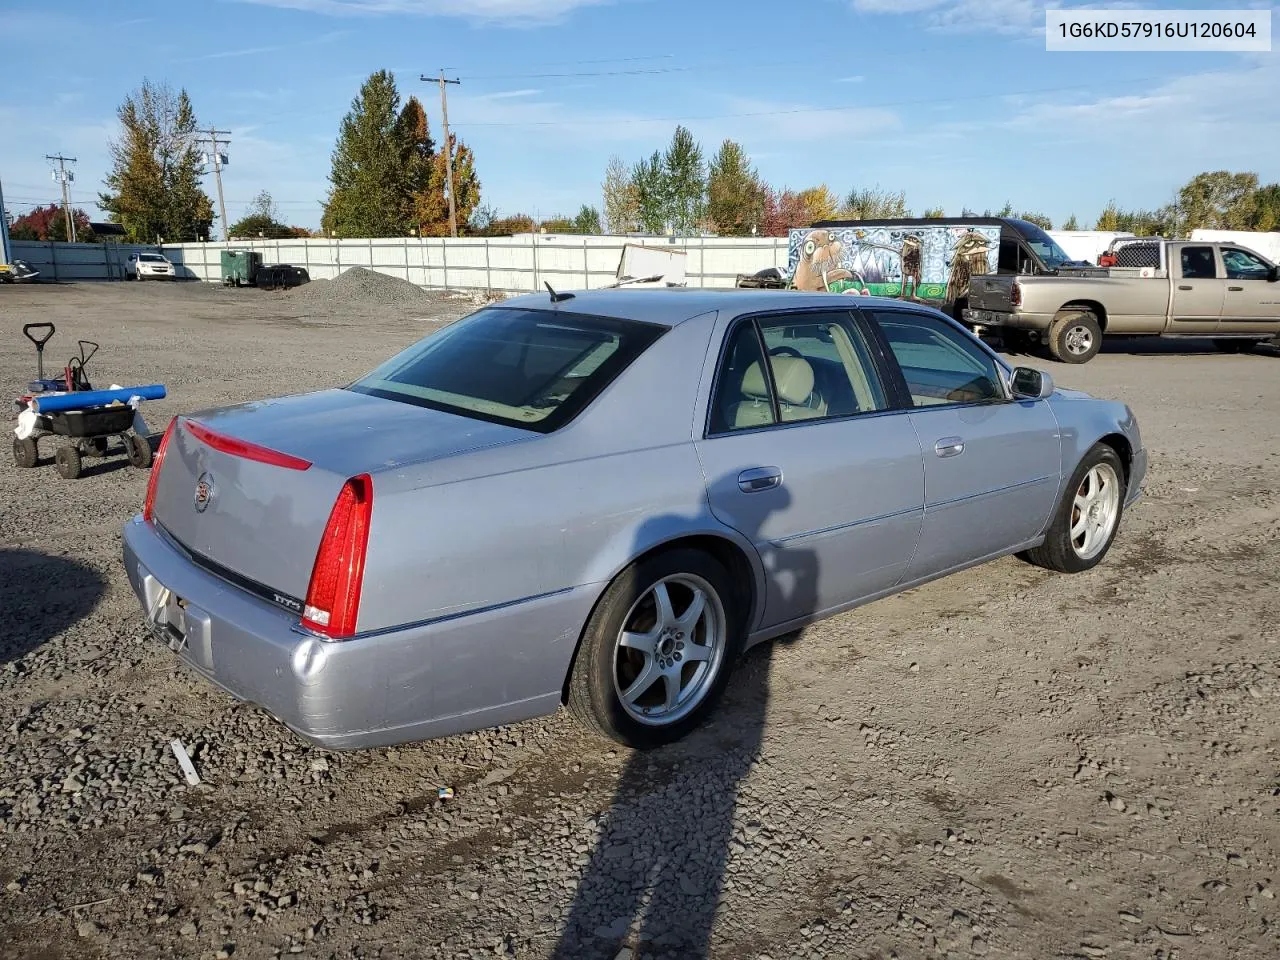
[193,472,214,512]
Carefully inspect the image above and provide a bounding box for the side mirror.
[1010,366,1054,400]
[1268,265,1279,282]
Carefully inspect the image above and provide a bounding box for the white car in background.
[127,252,176,281]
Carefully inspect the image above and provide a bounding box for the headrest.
[741,357,814,406]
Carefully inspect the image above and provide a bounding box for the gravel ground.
[1,280,1278,960]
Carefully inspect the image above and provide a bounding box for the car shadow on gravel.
[553,496,816,960]
[0,548,107,666]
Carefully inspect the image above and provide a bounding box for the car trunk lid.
[149,388,533,605]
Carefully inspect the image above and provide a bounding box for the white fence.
[10,235,792,291]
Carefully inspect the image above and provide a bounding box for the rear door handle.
[934,437,965,458]
[1178,285,1193,291]
[738,466,782,493]
[1228,286,1244,291]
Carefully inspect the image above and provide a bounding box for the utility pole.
[421,71,461,237]
[46,154,77,242]
[198,128,232,242]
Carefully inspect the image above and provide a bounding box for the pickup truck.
[964,240,1280,363]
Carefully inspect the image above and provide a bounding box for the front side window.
[349,306,665,432]
[1180,246,1218,279]
[1222,248,1271,280]
[710,311,889,433]
[871,311,1005,407]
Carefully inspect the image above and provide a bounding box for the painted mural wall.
[786,224,1002,304]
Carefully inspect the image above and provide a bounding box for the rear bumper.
[122,516,592,749]
[963,309,1056,330]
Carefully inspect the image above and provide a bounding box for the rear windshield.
[348,306,666,432]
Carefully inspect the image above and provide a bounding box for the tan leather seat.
[731,357,826,428]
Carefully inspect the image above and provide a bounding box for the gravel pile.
[288,266,435,308]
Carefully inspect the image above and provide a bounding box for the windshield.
[1012,220,1073,270]
[348,306,666,433]
[139,254,166,263]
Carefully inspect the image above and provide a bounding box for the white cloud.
[476,88,544,100]
[234,0,615,24]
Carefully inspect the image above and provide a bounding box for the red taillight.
[1010,281,1022,308]
[143,417,178,522]
[185,419,312,471]
[301,475,373,639]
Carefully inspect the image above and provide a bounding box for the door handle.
[737,466,782,493]
[1228,286,1244,292]
[1178,285,1193,291]
[934,437,965,458]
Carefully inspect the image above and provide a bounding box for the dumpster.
[220,249,263,287]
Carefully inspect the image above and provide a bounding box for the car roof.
[498,288,950,327]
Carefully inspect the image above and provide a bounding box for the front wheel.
[1021,444,1127,573]
[125,432,153,468]
[567,549,745,748]
[1048,310,1102,364]
[55,445,82,480]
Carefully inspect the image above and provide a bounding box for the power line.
[45,154,78,242]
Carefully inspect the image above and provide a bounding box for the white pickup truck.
[964,239,1280,363]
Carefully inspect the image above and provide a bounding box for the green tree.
[663,125,706,235]
[323,70,411,237]
[922,206,946,218]
[396,96,437,233]
[100,79,213,242]
[1063,213,1080,231]
[632,151,667,235]
[841,186,908,219]
[228,190,293,239]
[1019,211,1053,230]
[1252,183,1280,231]
[1177,171,1259,231]
[573,205,602,234]
[602,155,640,234]
[997,201,1015,218]
[706,139,764,236]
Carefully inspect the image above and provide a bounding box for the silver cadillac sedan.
[123,290,1146,750]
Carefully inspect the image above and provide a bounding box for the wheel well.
[558,534,759,705]
[1097,433,1133,483]
[1060,300,1108,331]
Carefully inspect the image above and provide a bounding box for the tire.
[1214,338,1263,354]
[125,432,153,468]
[566,548,746,748]
[86,436,110,458]
[55,445,82,480]
[13,437,37,468]
[1047,310,1102,364]
[1021,444,1127,574]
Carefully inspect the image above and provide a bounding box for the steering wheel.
[769,346,803,359]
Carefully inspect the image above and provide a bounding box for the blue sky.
[1,0,1276,232]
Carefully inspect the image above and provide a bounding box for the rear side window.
[1180,246,1218,279]
[870,311,1004,407]
[709,311,889,434]
[349,307,665,432]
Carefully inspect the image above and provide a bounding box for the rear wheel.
[55,445,82,480]
[13,437,38,468]
[567,549,745,748]
[1048,310,1102,364]
[1021,444,1126,573]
